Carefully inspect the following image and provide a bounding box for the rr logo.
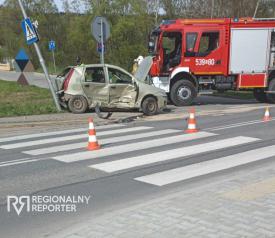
[7,196,30,215]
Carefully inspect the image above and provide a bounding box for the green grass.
[213,90,254,100]
[0,80,58,117]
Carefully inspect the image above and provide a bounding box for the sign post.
[100,18,104,64]
[49,40,56,74]
[18,0,61,111]
[92,16,110,64]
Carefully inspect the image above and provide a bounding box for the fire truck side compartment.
[229,28,270,74]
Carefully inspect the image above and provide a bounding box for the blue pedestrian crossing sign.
[49,40,56,51]
[21,18,39,45]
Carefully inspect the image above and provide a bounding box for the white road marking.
[0,158,39,167]
[206,119,275,131]
[0,124,124,143]
[23,129,180,155]
[53,132,217,163]
[0,126,151,149]
[90,136,259,173]
[135,144,275,186]
[0,157,33,165]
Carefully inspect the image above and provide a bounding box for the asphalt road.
[0,103,275,238]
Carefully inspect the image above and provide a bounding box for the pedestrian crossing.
[135,144,275,186]
[0,126,151,149]
[0,123,123,143]
[90,136,259,173]
[0,123,274,187]
[23,129,179,156]
[52,131,216,162]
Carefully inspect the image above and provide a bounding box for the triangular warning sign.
[25,21,36,41]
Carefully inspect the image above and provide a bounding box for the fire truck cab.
[147,18,275,106]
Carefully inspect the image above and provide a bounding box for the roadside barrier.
[87,118,100,150]
[263,107,272,122]
[185,108,199,133]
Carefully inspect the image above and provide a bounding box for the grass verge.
[0,80,58,117]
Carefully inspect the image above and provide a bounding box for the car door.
[159,31,183,74]
[82,66,109,107]
[107,66,137,108]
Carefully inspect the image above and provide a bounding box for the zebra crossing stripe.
[0,124,124,143]
[23,129,180,155]
[134,144,275,186]
[0,126,151,149]
[0,158,39,167]
[53,132,217,163]
[90,136,260,173]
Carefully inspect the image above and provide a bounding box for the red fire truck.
[145,17,275,106]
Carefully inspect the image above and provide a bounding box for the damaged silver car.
[55,64,167,116]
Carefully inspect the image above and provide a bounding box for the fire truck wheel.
[267,79,275,103]
[68,95,88,113]
[170,80,197,106]
[253,88,268,103]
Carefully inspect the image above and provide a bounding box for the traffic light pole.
[17,0,61,112]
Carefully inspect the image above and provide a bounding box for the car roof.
[74,64,124,69]
[73,64,133,77]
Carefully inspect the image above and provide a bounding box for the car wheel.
[68,95,88,113]
[267,79,275,103]
[170,80,197,106]
[253,88,268,103]
[142,96,158,116]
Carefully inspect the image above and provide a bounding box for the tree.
[1,0,275,72]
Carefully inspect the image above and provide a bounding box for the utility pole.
[17,0,61,111]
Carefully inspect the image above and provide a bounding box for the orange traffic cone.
[263,107,272,122]
[87,117,100,150]
[185,108,199,133]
